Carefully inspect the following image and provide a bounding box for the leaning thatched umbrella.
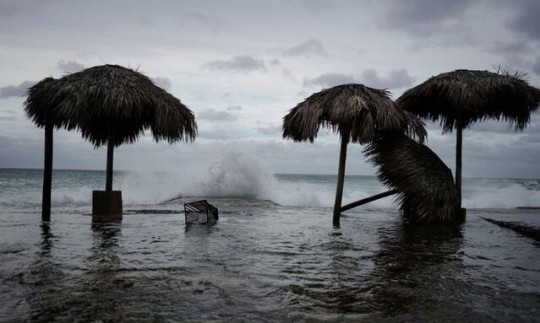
[25,64,197,219]
[397,69,540,210]
[365,133,462,224]
[283,83,426,227]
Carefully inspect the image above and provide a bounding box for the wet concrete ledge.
[482,217,540,242]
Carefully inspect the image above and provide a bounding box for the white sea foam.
[109,152,388,209]
[464,182,540,209]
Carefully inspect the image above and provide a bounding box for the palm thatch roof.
[397,69,540,132]
[24,64,197,147]
[283,84,426,143]
[365,134,462,224]
[24,77,68,129]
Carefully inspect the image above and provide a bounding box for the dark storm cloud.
[382,0,472,35]
[506,0,540,41]
[0,80,36,98]
[198,108,236,122]
[490,41,532,55]
[57,60,85,73]
[303,73,356,87]
[283,39,327,57]
[202,55,267,72]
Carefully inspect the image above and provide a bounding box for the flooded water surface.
[1,200,539,322]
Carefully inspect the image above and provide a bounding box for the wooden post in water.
[93,135,122,219]
[455,119,463,210]
[333,132,350,227]
[105,139,114,192]
[42,114,53,222]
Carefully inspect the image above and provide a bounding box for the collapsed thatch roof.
[397,69,540,132]
[24,64,197,147]
[283,84,426,144]
[365,133,462,224]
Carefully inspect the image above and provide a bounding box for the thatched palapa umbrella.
[365,133,462,224]
[25,64,197,219]
[397,69,540,210]
[283,84,426,227]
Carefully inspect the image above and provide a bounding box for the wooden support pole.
[105,139,114,192]
[455,120,463,209]
[333,133,349,227]
[42,117,53,222]
[340,189,399,212]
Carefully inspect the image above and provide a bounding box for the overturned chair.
[184,200,219,225]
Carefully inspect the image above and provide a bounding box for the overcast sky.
[1,0,540,178]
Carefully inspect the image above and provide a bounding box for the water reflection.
[40,222,53,257]
[372,222,464,316]
[81,220,126,319]
[88,220,122,272]
[27,222,59,321]
[324,228,364,312]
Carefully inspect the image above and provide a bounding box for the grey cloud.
[57,60,85,73]
[227,105,242,111]
[0,80,36,98]
[255,125,281,135]
[0,1,44,19]
[382,0,472,35]
[198,108,236,122]
[303,73,356,87]
[532,57,540,75]
[301,0,336,12]
[304,69,415,90]
[507,0,540,41]
[184,11,226,33]
[199,129,231,140]
[268,59,295,79]
[202,55,267,72]
[151,77,172,90]
[283,39,326,57]
[297,90,309,97]
[359,69,415,90]
[491,41,532,54]
[467,120,515,134]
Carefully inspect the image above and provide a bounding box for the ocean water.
[1,162,539,321]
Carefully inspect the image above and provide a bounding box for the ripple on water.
[0,207,539,321]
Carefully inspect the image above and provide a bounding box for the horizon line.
[1,167,538,181]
